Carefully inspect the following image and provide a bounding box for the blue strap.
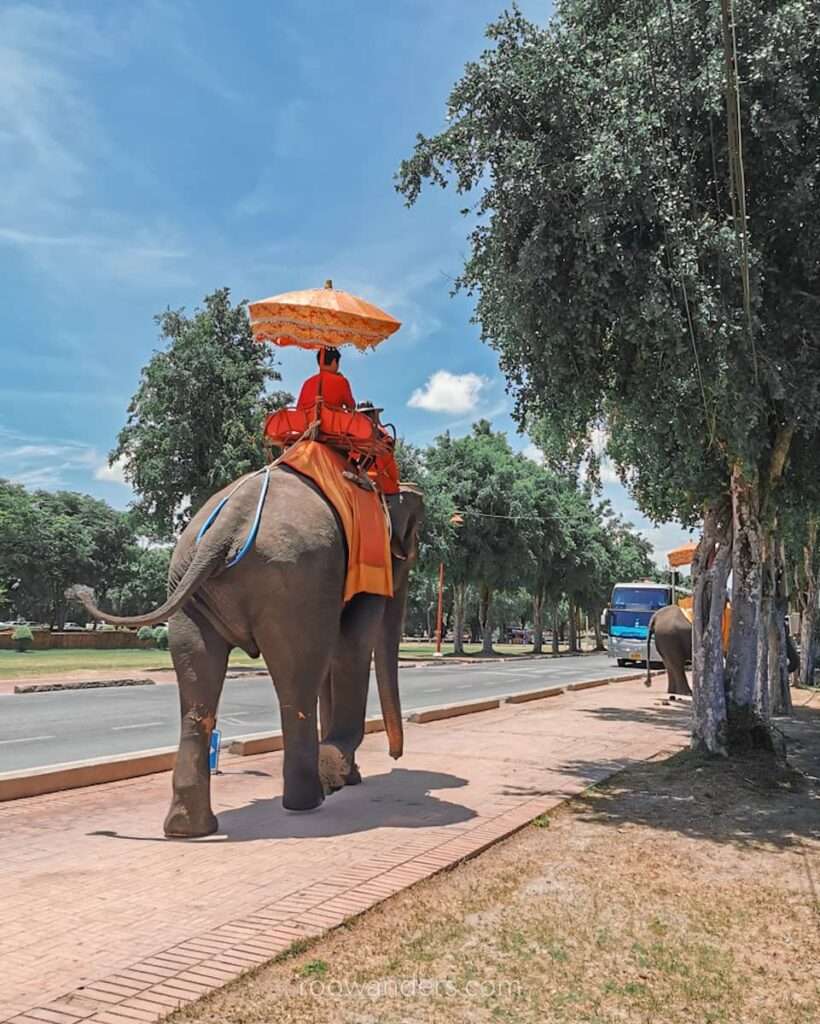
[196,496,230,543]
[195,467,270,568]
[226,466,270,567]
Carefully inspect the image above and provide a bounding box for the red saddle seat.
[264,405,392,458]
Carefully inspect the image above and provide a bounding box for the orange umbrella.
[667,542,698,569]
[248,280,401,352]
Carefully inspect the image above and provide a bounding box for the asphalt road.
[0,655,636,772]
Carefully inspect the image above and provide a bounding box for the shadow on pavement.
[89,768,476,843]
[578,698,692,732]
[217,768,476,841]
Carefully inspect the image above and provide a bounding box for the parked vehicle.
[605,581,671,667]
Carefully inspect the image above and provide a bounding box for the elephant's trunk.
[375,577,409,759]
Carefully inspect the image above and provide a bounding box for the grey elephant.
[645,605,693,696]
[644,604,799,696]
[71,467,423,838]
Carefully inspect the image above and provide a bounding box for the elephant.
[644,604,799,697]
[645,605,692,696]
[70,466,424,838]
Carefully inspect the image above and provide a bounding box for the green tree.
[398,2,820,754]
[0,481,138,627]
[109,546,173,616]
[112,288,292,538]
[426,422,529,655]
[512,457,567,653]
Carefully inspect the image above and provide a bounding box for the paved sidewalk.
[0,679,692,1024]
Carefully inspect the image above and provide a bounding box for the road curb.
[229,717,387,757]
[0,746,177,802]
[505,686,564,704]
[13,678,157,695]
[407,698,500,723]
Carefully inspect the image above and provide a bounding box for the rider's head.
[317,347,341,372]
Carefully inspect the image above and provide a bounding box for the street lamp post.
[434,561,446,657]
[434,512,464,658]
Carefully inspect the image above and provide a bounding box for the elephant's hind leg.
[163,608,229,838]
[258,628,334,813]
[320,594,384,790]
[667,660,692,697]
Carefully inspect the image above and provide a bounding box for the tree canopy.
[398,0,820,752]
[0,480,138,628]
[111,288,291,538]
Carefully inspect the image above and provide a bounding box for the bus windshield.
[611,586,670,611]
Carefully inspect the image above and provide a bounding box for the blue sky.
[0,0,690,563]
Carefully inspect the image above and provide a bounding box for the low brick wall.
[0,630,155,651]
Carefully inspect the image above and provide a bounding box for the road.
[0,655,635,772]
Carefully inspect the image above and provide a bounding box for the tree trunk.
[593,611,604,651]
[754,530,772,721]
[770,541,792,716]
[799,530,819,687]
[452,583,466,656]
[479,583,494,656]
[725,464,772,751]
[567,600,578,653]
[552,609,560,655]
[532,592,544,654]
[691,502,732,755]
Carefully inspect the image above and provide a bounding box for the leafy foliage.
[398,1,820,522]
[112,288,292,538]
[0,480,137,628]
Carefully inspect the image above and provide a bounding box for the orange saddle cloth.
[279,441,393,603]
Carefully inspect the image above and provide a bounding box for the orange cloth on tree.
[280,441,393,602]
[297,369,355,411]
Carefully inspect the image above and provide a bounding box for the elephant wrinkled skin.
[71,466,423,838]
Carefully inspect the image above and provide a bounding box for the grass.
[170,705,820,1024]
[0,647,257,680]
[0,640,595,680]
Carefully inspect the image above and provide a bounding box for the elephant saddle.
[279,440,393,603]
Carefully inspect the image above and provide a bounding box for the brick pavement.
[0,679,695,1023]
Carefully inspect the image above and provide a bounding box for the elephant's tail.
[67,529,233,629]
[644,615,655,687]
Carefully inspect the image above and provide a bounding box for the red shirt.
[297,369,355,411]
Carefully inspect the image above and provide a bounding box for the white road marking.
[112,721,164,731]
[0,734,56,745]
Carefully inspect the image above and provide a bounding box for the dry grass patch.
[172,704,820,1024]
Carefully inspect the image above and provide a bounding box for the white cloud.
[521,442,544,465]
[0,425,132,494]
[94,455,129,486]
[408,370,488,414]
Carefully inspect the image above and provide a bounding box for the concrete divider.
[14,678,156,695]
[407,698,500,724]
[505,686,564,704]
[566,678,610,692]
[228,715,386,757]
[228,732,285,756]
[0,746,177,802]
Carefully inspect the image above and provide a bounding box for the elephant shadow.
[214,767,477,841]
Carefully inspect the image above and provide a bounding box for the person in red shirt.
[296,347,355,411]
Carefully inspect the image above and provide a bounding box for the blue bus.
[605,582,672,667]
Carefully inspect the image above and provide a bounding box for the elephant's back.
[256,466,346,569]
